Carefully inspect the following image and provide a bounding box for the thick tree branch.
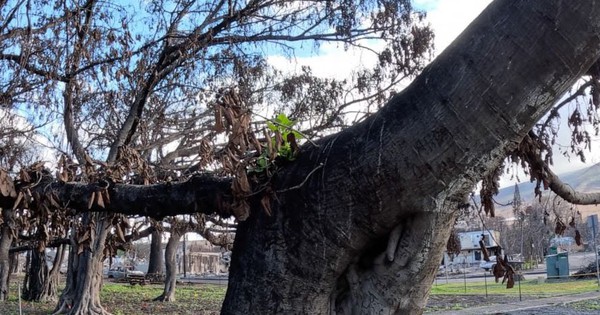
[0,53,69,82]
[10,238,71,253]
[62,175,232,219]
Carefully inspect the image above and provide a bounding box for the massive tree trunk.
[54,213,111,315]
[0,208,14,301]
[146,230,164,279]
[153,230,181,302]
[222,1,600,314]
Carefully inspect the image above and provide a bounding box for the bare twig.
[276,163,323,193]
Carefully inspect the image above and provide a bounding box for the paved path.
[434,291,600,315]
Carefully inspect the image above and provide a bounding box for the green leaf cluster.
[252,113,303,174]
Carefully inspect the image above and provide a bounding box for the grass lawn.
[431,278,599,296]
[0,282,226,315]
[0,279,597,314]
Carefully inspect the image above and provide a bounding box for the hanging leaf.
[116,224,126,243]
[492,258,505,283]
[555,219,567,235]
[575,229,583,246]
[261,194,272,216]
[214,105,225,133]
[479,239,490,262]
[102,190,111,205]
[506,271,515,289]
[88,192,96,209]
[0,169,16,197]
[12,191,23,210]
[446,230,461,259]
[96,191,105,208]
[287,132,299,157]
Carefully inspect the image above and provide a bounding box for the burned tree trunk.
[154,230,182,302]
[0,208,14,301]
[22,248,49,301]
[222,1,600,314]
[54,213,111,315]
[9,251,19,274]
[22,244,65,302]
[146,230,164,280]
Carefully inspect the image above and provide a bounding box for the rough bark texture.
[222,1,600,314]
[54,214,111,315]
[0,175,233,219]
[147,230,164,278]
[22,248,49,301]
[21,245,64,302]
[154,230,181,302]
[0,209,14,301]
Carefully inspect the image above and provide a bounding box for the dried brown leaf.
[102,190,111,205]
[214,105,225,133]
[116,224,126,243]
[12,191,23,210]
[261,194,272,216]
[479,239,490,262]
[0,169,16,197]
[88,192,96,209]
[96,191,105,208]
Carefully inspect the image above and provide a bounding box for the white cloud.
[267,40,382,80]
[267,0,598,187]
[419,0,492,56]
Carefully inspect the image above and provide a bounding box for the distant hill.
[492,163,600,219]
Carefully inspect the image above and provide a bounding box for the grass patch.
[431,279,599,296]
[0,281,226,315]
[570,299,600,311]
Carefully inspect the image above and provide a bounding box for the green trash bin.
[545,254,558,279]
[556,252,569,279]
[546,252,569,279]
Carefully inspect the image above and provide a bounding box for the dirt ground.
[425,294,600,314]
[425,294,533,313]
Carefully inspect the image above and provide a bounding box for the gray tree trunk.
[0,208,14,301]
[146,230,164,280]
[221,1,600,314]
[154,230,181,302]
[54,214,111,315]
[22,248,49,301]
[22,245,64,302]
[9,251,19,274]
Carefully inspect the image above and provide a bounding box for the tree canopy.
[3,0,600,314]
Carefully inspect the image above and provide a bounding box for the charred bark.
[0,208,14,301]
[223,1,600,314]
[0,174,233,220]
[153,230,181,302]
[22,244,65,302]
[22,248,49,301]
[147,230,164,279]
[54,213,111,315]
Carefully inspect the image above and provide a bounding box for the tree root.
[153,293,175,302]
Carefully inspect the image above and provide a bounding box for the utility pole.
[587,215,600,289]
[513,184,524,257]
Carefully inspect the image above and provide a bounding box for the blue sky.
[268,0,600,189]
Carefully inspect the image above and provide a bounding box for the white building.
[443,230,501,267]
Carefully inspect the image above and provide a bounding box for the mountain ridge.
[492,163,600,219]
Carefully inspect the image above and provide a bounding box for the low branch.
[520,135,600,205]
[10,238,71,253]
[0,174,234,219]
[125,226,156,243]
